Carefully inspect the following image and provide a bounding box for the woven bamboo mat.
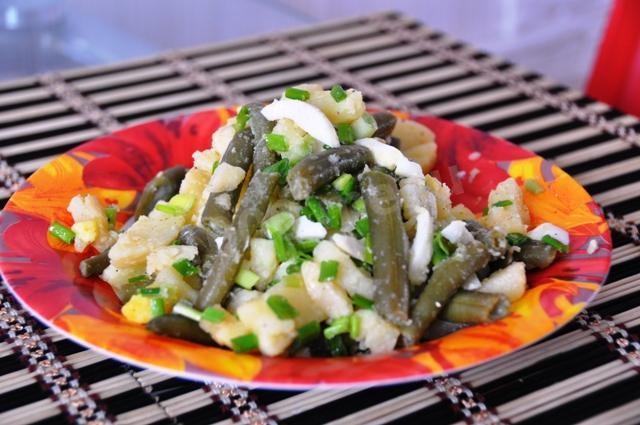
[1,11,640,425]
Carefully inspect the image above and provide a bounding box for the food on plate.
[50,84,570,357]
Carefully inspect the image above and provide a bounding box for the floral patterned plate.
[0,108,611,389]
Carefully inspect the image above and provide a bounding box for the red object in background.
[587,0,640,117]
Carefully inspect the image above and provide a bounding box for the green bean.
[465,220,509,259]
[147,314,216,346]
[287,145,372,200]
[246,102,274,142]
[200,193,232,238]
[196,170,279,309]
[220,127,254,206]
[372,111,398,139]
[253,136,278,171]
[515,239,557,270]
[402,240,490,345]
[133,165,187,219]
[177,225,218,274]
[79,247,111,278]
[361,170,410,325]
[442,291,510,324]
[423,320,469,341]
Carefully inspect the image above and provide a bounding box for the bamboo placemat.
[1,11,640,425]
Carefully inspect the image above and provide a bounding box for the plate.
[0,108,611,389]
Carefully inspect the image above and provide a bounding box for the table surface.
[1,11,640,425]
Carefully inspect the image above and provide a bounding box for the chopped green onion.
[155,203,184,216]
[169,193,196,212]
[349,314,361,339]
[234,268,261,289]
[482,207,489,216]
[306,197,329,225]
[264,212,295,238]
[263,158,290,185]
[267,295,299,319]
[231,333,259,353]
[273,233,297,262]
[295,321,321,347]
[352,197,366,213]
[286,261,301,274]
[299,205,314,221]
[172,258,199,277]
[48,222,75,244]
[354,217,370,239]
[296,238,319,254]
[323,316,350,339]
[363,234,373,264]
[332,173,356,197]
[506,233,530,246]
[265,133,288,152]
[149,298,165,318]
[541,235,569,254]
[105,206,118,229]
[282,274,303,288]
[330,84,348,102]
[524,178,545,194]
[173,302,203,322]
[432,232,452,266]
[128,274,150,284]
[139,287,161,296]
[492,200,513,208]
[201,306,226,323]
[326,203,342,230]
[351,113,378,139]
[211,160,220,174]
[284,87,310,101]
[233,106,249,132]
[352,294,374,309]
[319,260,339,282]
[336,123,355,144]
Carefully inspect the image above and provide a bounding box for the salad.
[50,84,570,357]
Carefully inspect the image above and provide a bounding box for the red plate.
[0,108,611,389]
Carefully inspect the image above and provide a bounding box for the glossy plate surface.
[0,108,611,389]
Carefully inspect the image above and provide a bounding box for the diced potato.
[354,310,400,354]
[451,204,476,221]
[208,163,246,194]
[236,298,297,356]
[146,245,198,276]
[424,175,452,222]
[121,295,159,324]
[301,260,353,319]
[478,261,526,302]
[211,118,236,157]
[267,282,327,327]
[192,148,219,173]
[149,267,198,305]
[199,306,250,348]
[242,238,278,288]
[71,219,99,252]
[67,194,114,252]
[306,88,365,124]
[226,288,262,315]
[485,178,530,234]
[272,118,313,164]
[101,264,147,302]
[313,240,374,299]
[392,119,438,172]
[109,215,184,268]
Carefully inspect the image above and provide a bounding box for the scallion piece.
[506,233,529,246]
[284,87,310,101]
[234,268,261,289]
[306,197,329,225]
[211,160,220,174]
[264,212,295,238]
[349,314,361,339]
[482,207,489,216]
[169,193,195,212]
[354,217,369,239]
[286,261,301,274]
[295,321,321,346]
[263,158,290,185]
[432,232,452,266]
[267,295,299,319]
[265,133,288,152]
[524,178,545,194]
[128,275,150,284]
[296,238,319,254]
[492,200,513,208]
[155,203,184,216]
[336,123,355,144]
[541,235,569,254]
[332,173,356,197]
[233,106,249,132]
[173,301,203,322]
[352,197,366,213]
[352,293,374,309]
[149,298,165,318]
[330,84,348,102]
[326,203,342,230]
[139,287,161,296]
[201,306,226,323]
[231,333,259,353]
[172,258,199,277]
[273,232,297,262]
[363,234,373,265]
[319,260,339,282]
[48,222,75,244]
[323,316,350,339]
[282,274,303,288]
[105,205,118,229]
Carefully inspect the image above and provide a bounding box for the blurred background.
[1,0,612,90]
